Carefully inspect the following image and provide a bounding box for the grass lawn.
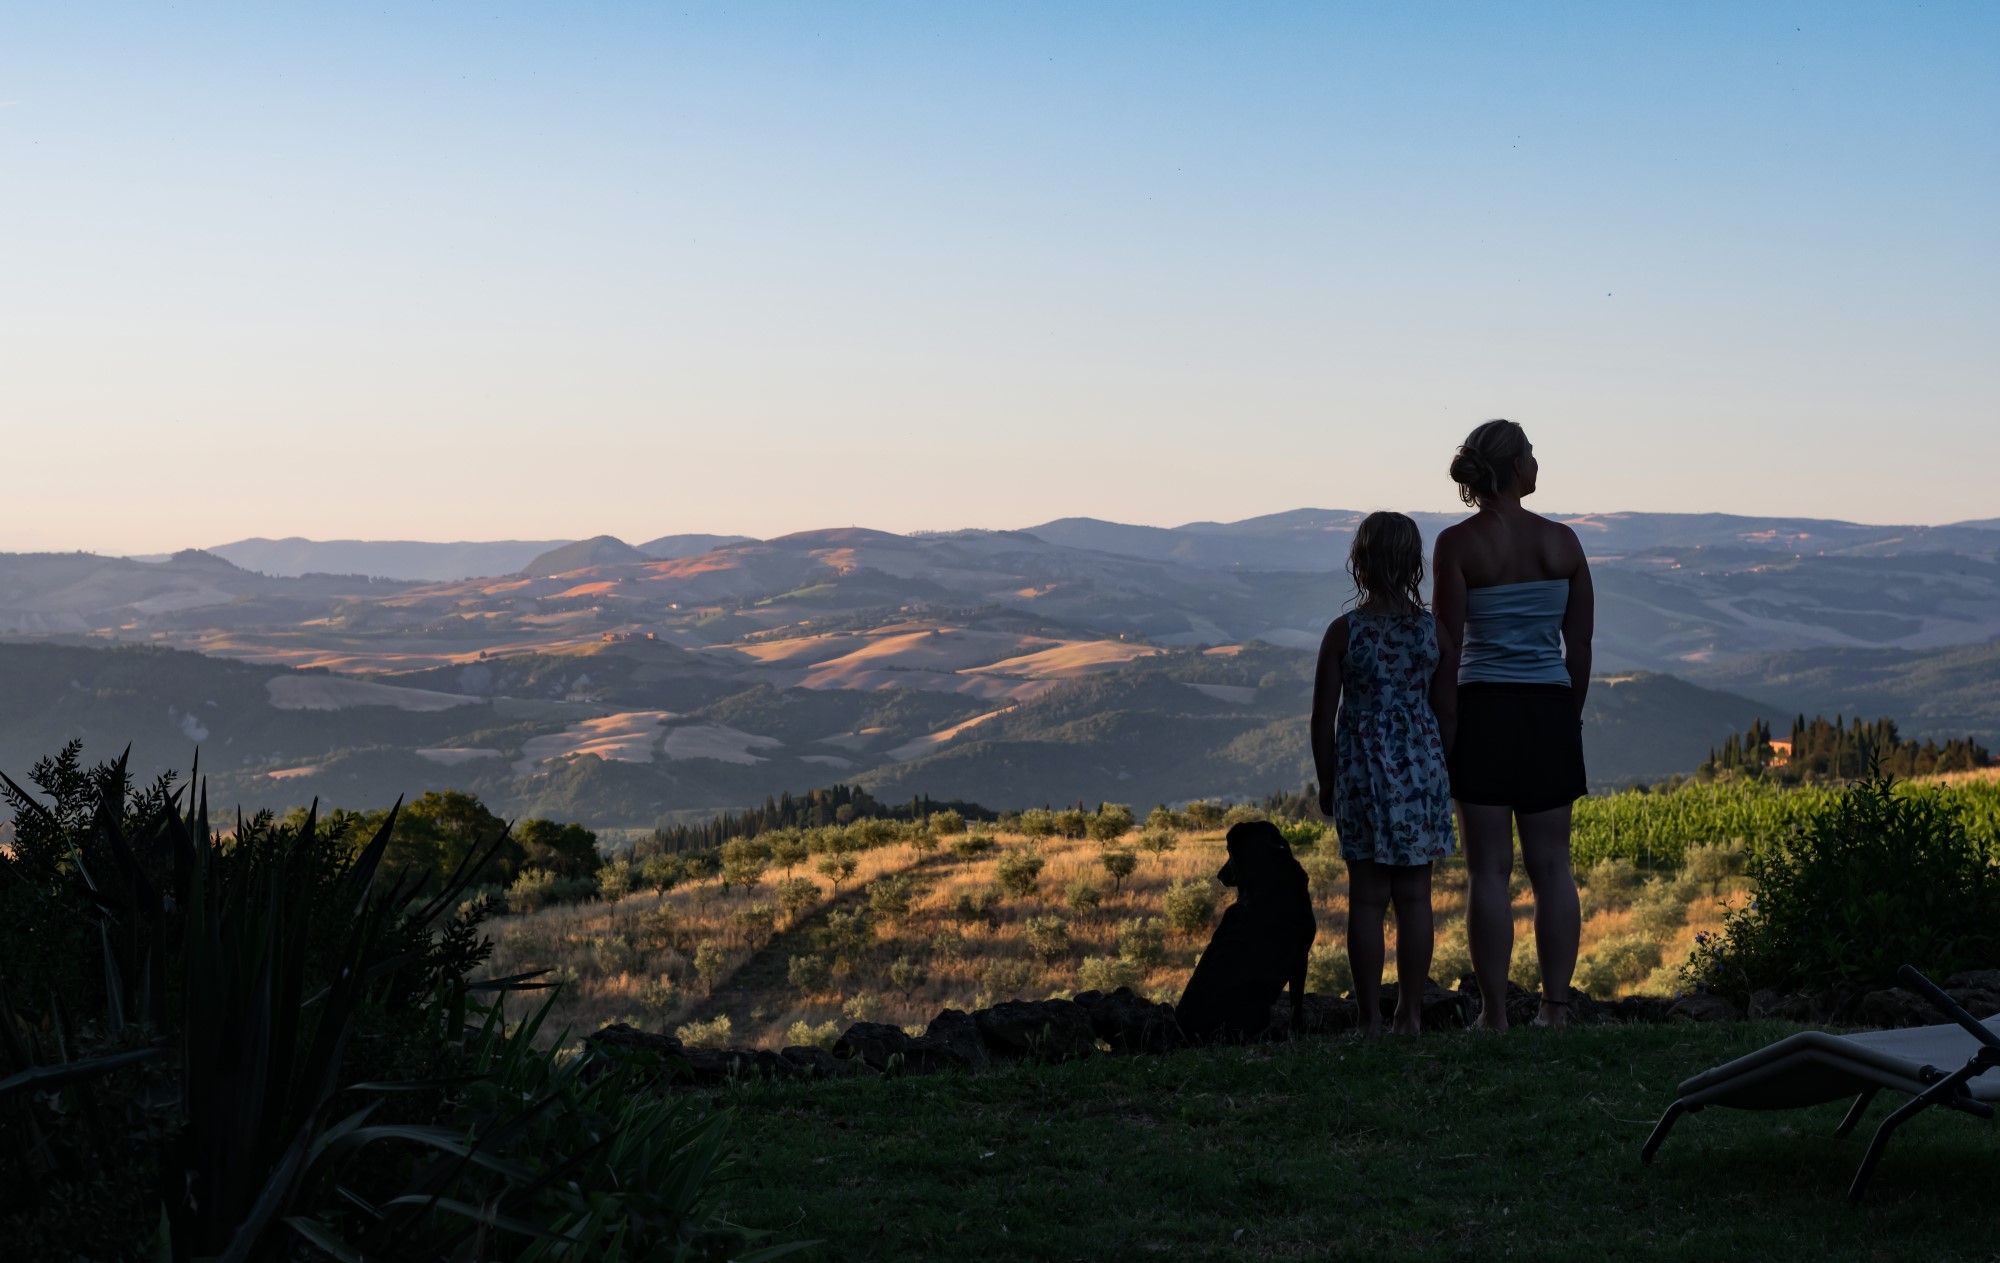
[708,1022,1999,1262]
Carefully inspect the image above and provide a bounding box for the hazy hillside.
[202,537,568,581]
[639,533,757,558]
[1687,639,2000,746]
[520,535,653,575]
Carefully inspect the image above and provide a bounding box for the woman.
[1431,419,1593,1030]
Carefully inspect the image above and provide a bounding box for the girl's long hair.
[1348,511,1426,613]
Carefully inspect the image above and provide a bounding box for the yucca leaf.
[0,1044,165,1100]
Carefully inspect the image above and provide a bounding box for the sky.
[1,2,1994,553]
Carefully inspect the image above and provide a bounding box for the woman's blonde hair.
[1449,418,1529,508]
[1348,511,1426,612]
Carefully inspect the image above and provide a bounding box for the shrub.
[692,942,731,992]
[1053,808,1089,839]
[732,903,777,947]
[908,828,940,855]
[995,847,1046,898]
[718,836,771,893]
[952,890,998,924]
[640,851,686,892]
[929,808,967,836]
[1099,848,1138,891]
[1064,879,1104,917]
[1016,808,1057,838]
[815,852,859,891]
[1306,944,1353,996]
[1145,805,1186,834]
[1683,839,1748,886]
[1583,857,1643,905]
[1432,919,1473,985]
[842,992,879,1022]
[635,903,679,950]
[1577,934,1664,997]
[927,928,965,960]
[821,908,875,962]
[507,866,562,914]
[787,1018,841,1050]
[676,1014,734,1048]
[1299,850,1343,899]
[1138,826,1178,862]
[1023,915,1071,962]
[1078,956,1142,993]
[596,859,635,901]
[1186,799,1225,828]
[951,831,997,860]
[867,873,920,923]
[1116,917,1168,969]
[639,974,680,1018]
[1631,878,1696,938]
[887,954,931,998]
[768,829,811,875]
[977,959,1036,1006]
[1275,818,1327,851]
[1685,775,1999,999]
[775,875,819,923]
[1088,804,1136,843]
[1221,804,1266,827]
[789,953,833,993]
[1163,879,1218,936]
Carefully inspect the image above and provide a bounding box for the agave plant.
[1,743,795,1261]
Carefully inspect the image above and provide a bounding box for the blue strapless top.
[1460,579,1571,685]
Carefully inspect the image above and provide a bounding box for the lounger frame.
[1640,966,2000,1203]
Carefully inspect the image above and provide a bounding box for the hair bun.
[1450,446,1492,490]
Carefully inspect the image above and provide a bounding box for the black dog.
[1175,820,1317,1043]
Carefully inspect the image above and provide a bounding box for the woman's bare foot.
[1471,1016,1507,1034]
[1389,1016,1422,1037]
[1531,997,1571,1028]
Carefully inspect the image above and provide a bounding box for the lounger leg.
[1847,1063,1986,1203]
[1640,1099,1693,1165]
[1835,1089,1878,1138]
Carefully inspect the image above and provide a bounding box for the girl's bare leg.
[1457,802,1517,1032]
[1388,863,1434,1035]
[1345,859,1392,1036]
[1517,804,1580,1027]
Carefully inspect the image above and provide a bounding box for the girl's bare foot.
[1389,1017,1421,1037]
[1471,1016,1507,1034]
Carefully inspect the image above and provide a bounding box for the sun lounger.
[1640,966,2000,1202]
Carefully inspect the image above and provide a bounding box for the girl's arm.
[1430,529,1467,751]
[1310,615,1348,817]
[1430,612,1460,755]
[1561,532,1595,718]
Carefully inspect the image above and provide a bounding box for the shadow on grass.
[708,1022,1999,1262]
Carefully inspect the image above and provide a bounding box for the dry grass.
[481,826,1743,1050]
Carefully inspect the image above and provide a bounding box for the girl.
[1311,511,1458,1036]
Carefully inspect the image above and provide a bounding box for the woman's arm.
[1310,615,1348,818]
[1430,612,1460,755]
[1562,534,1595,718]
[1430,529,1467,750]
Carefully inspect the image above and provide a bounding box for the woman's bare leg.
[1345,859,1392,1036]
[1517,804,1580,1027]
[1457,802,1517,1031]
[1388,863,1434,1035]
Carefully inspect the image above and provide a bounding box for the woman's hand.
[1317,782,1334,818]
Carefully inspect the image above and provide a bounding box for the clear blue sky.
[2,2,1993,552]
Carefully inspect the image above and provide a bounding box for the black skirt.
[1448,682,1587,813]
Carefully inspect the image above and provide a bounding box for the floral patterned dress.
[1333,610,1455,866]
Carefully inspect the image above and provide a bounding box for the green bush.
[1024,915,1072,962]
[1064,879,1104,917]
[1016,808,1057,838]
[1432,919,1473,985]
[1683,839,1748,886]
[821,908,875,961]
[1684,775,1999,999]
[952,889,999,924]
[1088,803,1136,843]
[1078,956,1142,993]
[1053,808,1090,839]
[789,953,833,993]
[1275,818,1328,851]
[995,847,1046,898]
[867,873,921,922]
[1116,917,1168,969]
[1099,848,1138,891]
[596,858,635,901]
[977,959,1035,1006]
[887,954,931,998]
[1576,934,1664,997]
[1138,825,1178,862]
[787,1018,841,1050]
[732,902,777,947]
[776,875,819,923]
[929,808,967,836]
[693,941,729,991]
[1631,878,1696,938]
[951,831,997,860]
[676,1014,734,1048]
[1163,879,1217,936]
[1306,944,1353,996]
[842,992,879,1022]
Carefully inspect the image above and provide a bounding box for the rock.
[1943,970,2000,1019]
[923,1009,993,1071]
[1290,992,1359,1036]
[779,1045,869,1080]
[1668,991,1744,1023]
[832,1022,979,1075]
[1073,988,1185,1053]
[1613,996,1675,1024]
[682,1047,788,1085]
[1944,968,2000,993]
[1422,982,1476,1029]
[1747,988,1838,1022]
[1856,987,1937,1029]
[973,999,1097,1062]
[586,1022,684,1055]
